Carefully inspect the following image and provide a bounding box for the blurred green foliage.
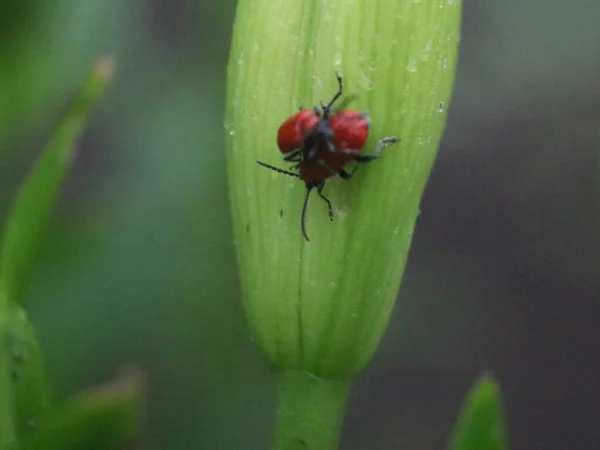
[1,1,273,448]
[19,368,144,450]
[1,56,135,449]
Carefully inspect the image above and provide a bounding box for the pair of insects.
[257,73,399,241]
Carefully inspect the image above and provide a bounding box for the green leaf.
[449,375,509,450]
[19,368,145,450]
[0,56,115,305]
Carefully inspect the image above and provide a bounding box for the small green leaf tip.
[0,55,115,305]
[226,0,460,378]
[449,375,509,450]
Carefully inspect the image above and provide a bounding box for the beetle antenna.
[300,186,313,242]
[324,72,344,113]
[256,160,299,178]
[331,93,359,112]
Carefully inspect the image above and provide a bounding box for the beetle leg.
[338,168,355,180]
[316,183,334,221]
[355,136,399,162]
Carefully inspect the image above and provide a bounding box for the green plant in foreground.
[0,57,142,449]
[226,0,461,447]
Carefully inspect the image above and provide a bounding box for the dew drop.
[224,122,236,136]
[333,52,343,67]
[407,59,418,73]
[438,101,445,113]
[328,281,337,289]
[335,207,348,220]
[420,41,432,62]
[358,70,374,91]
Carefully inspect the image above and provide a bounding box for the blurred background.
[1,1,599,449]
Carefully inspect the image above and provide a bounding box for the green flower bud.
[226,0,460,380]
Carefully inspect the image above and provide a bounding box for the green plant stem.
[273,371,350,450]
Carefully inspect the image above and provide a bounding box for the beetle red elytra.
[257,73,399,242]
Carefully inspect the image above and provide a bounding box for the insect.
[257,73,399,242]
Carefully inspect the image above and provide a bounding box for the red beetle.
[276,109,321,154]
[257,73,399,241]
